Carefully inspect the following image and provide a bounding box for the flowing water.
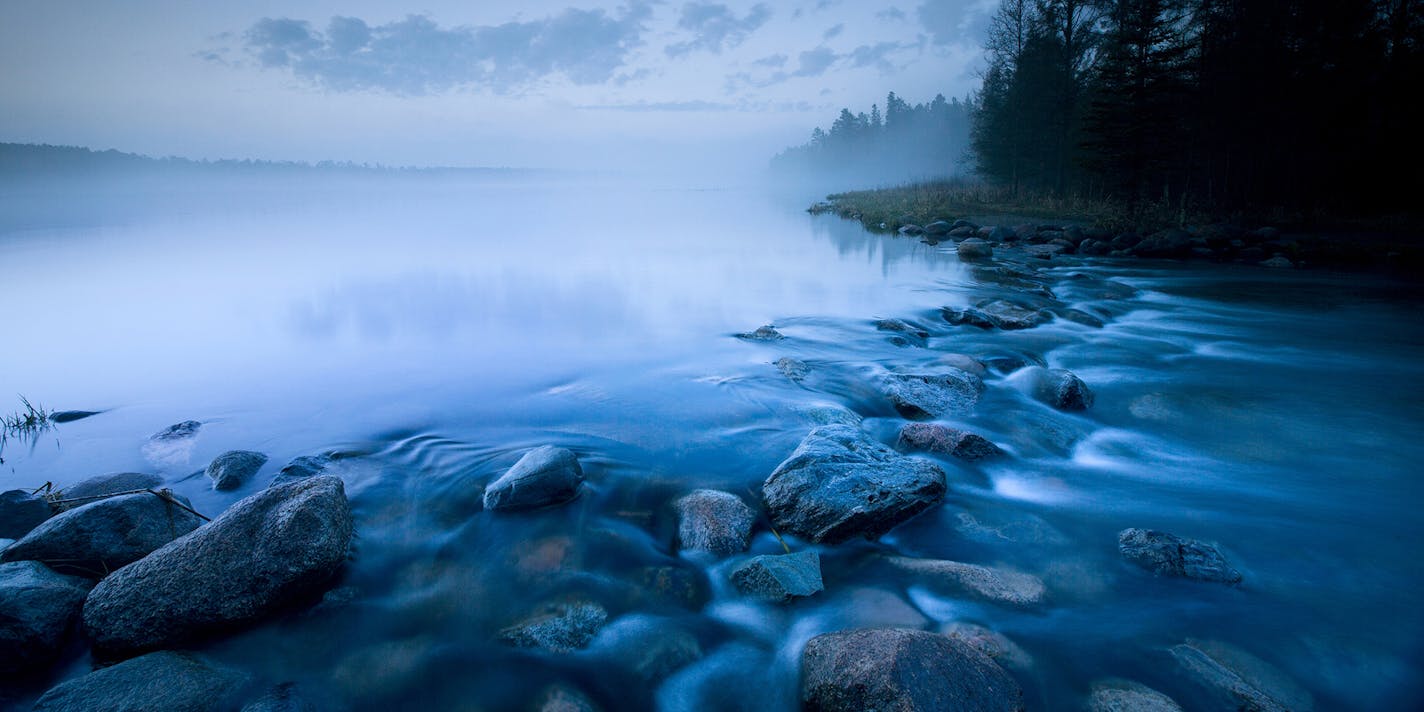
[2,173,1422,710]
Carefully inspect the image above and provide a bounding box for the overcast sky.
[1,1,993,171]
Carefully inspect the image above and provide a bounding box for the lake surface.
[3,173,1423,710]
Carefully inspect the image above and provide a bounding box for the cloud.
[877,7,908,22]
[665,3,772,57]
[240,4,653,94]
[791,47,838,78]
[726,40,918,90]
[577,100,736,112]
[848,41,916,74]
[917,0,996,45]
[822,24,844,40]
[752,53,788,68]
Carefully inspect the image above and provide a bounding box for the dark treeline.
[771,93,973,184]
[973,0,1424,219]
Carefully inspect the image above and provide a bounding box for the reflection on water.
[2,174,1423,710]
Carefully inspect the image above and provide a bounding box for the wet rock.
[761,424,946,544]
[957,238,994,260]
[270,455,330,487]
[884,371,985,419]
[735,324,784,341]
[885,556,1046,607]
[942,306,997,329]
[590,614,703,682]
[206,450,269,491]
[484,446,585,511]
[150,420,201,441]
[952,219,980,231]
[49,410,100,423]
[537,684,602,712]
[498,601,608,653]
[924,220,952,235]
[1086,679,1183,712]
[1024,243,1067,259]
[0,561,92,675]
[939,353,988,377]
[635,565,711,610]
[897,423,1003,461]
[801,628,1023,712]
[977,300,1053,330]
[33,651,249,712]
[875,318,929,347]
[1111,233,1142,250]
[941,622,1033,670]
[1018,367,1094,411]
[1171,639,1313,712]
[1118,528,1242,584]
[792,402,863,427]
[82,476,353,656]
[899,224,924,236]
[730,551,823,602]
[1079,238,1111,256]
[2,492,204,576]
[775,356,810,382]
[1261,255,1295,269]
[987,225,1015,242]
[1131,229,1194,259]
[0,490,52,539]
[242,682,319,712]
[1058,308,1106,328]
[949,226,978,239]
[675,489,755,556]
[59,472,162,501]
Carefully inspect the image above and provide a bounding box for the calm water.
[2,173,1422,710]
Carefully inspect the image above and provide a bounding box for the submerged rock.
[924,220,953,235]
[1171,639,1313,712]
[483,446,585,511]
[537,684,602,712]
[206,450,269,491]
[150,420,201,441]
[977,300,1053,330]
[242,682,320,712]
[59,472,162,501]
[82,476,353,656]
[1020,367,1095,411]
[941,622,1033,670]
[801,628,1023,712]
[942,306,997,329]
[48,410,100,423]
[897,423,1004,461]
[589,614,703,683]
[774,357,811,382]
[736,325,785,341]
[270,455,330,487]
[730,551,823,602]
[883,371,985,419]
[32,651,249,712]
[1,492,204,576]
[761,424,946,544]
[899,224,924,236]
[1086,679,1184,712]
[875,318,929,347]
[0,490,52,539]
[957,238,994,260]
[675,489,755,556]
[1117,528,1242,584]
[0,561,92,675]
[885,556,1047,607]
[498,601,608,653]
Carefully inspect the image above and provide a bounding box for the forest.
[770,92,973,184]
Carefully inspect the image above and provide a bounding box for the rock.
[1261,255,1294,269]
[957,238,994,260]
[1024,243,1067,259]
[49,410,100,423]
[1117,528,1242,584]
[1086,679,1183,712]
[941,622,1032,670]
[792,403,863,427]
[735,325,784,341]
[0,490,52,539]
[0,561,92,675]
[675,489,755,556]
[498,601,608,653]
[1057,308,1106,328]
[206,450,268,491]
[801,628,1023,712]
[987,225,1015,242]
[537,684,602,712]
[270,455,330,487]
[32,651,248,712]
[82,476,353,656]
[883,371,985,419]
[1,492,204,577]
[590,614,703,682]
[938,353,988,377]
[1020,367,1094,411]
[952,219,979,230]
[924,221,953,235]
[1131,229,1193,259]
[761,425,946,544]
[775,357,810,382]
[730,551,823,602]
[948,226,978,239]
[976,300,1053,330]
[899,224,924,235]
[1079,238,1110,256]
[1111,233,1141,250]
[885,556,1047,607]
[59,472,162,501]
[897,423,1003,461]
[242,683,319,712]
[875,318,929,347]
[635,565,711,610]
[1171,639,1313,712]
[942,306,996,329]
[483,446,585,511]
[150,420,201,441]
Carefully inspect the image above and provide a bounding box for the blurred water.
[2,174,1422,710]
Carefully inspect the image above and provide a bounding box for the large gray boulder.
[0,490,52,539]
[0,561,92,675]
[675,489,755,556]
[270,455,330,488]
[483,446,585,511]
[977,300,1053,330]
[730,551,823,602]
[1118,528,1242,584]
[1020,367,1095,411]
[884,556,1046,607]
[82,476,353,656]
[1086,679,1183,712]
[957,238,994,260]
[1171,639,1313,712]
[897,423,1003,461]
[59,472,162,501]
[801,628,1023,712]
[207,450,269,491]
[1,492,204,577]
[761,425,946,544]
[32,650,249,712]
[884,371,985,419]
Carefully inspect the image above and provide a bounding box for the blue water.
[2,173,1422,709]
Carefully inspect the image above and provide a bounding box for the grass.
[808,179,1133,233]
[0,395,55,464]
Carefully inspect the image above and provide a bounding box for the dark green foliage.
[771,92,973,183]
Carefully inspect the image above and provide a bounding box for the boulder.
[942,307,996,329]
[675,489,755,556]
[883,371,985,419]
[801,628,1023,712]
[1021,367,1094,411]
[875,318,929,347]
[206,450,269,491]
[498,601,608,653]
[1086,679,1184,712]
[1057,308,1106,328]
[82,476,353,656]
[1118,528,1242,584]
[941,622,1032,670]
[0,490,52,539]
[536,684,602,712]
[924,221,953,235]
[48,410,100,423]
[242,682,319,712]
[589,614,703,682]
[1131,229,1193,259]
[897,423,1003,461]
[150,420,201,441]
[976,300,1053,330]
[952,219,979,230]
[1,492,204,576]
[775,357,811,382]
[32,651,248,712]
[0,561,92,675]
[948,226,978,239]
[730,551,823,602]
[1111,233,1142,250]
[987,225,1015,242]
[59,472,162,501]
[884,556,1047,607]
[735,325,784,341]
[270,455,330,487]
[1024,244,1067,259]
[761,425,946,544]
[938,353,988,377]
[483,446,585,511]
[1171,639,1312,712]
[957,238,994,260]
[899,224,924,236]
[1079,239,1110,256]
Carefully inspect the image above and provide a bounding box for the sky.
[0,1,995,171]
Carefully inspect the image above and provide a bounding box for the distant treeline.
[0,143,519,179]
[971,0,1424,219]
[771,93,972,184]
